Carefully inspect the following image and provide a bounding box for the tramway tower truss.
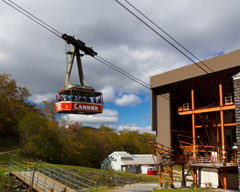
[62,34,97,91]
[55,34,103,115]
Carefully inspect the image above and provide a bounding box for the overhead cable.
[115,0,212,74]
[5,0,62,36]
[2,0,62,38]
[2,0,172,101]
[96,56,150,88]
[2,0,153,91]
[95,56,150,90]
[94,56,171,101]
[122,0,214,73]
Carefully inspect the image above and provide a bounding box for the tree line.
[0,73,155,168]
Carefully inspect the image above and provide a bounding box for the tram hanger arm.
[62,34,97,57]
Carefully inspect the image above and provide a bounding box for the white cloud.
[101,86,115,102]
[29,93,55,103]
[2,0,240,96]
[115,94,142,106]
[0,52,10,64]
[2,0,240,130]
[61,109,118,125]
[117,124,155,134]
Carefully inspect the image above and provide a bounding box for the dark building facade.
[150,49,240,189]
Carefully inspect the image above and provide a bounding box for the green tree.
[61,123,86,165]
[20,113,63,163]
[0,73,33,146]
[119,129,155,154]
[42,99,59,121]
[19,111,46,146]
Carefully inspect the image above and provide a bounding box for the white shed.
[100,151,157,174]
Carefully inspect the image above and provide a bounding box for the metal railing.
[9,159,98,192]
[9,159,65,192]
[225,95,233,104]
[183,103,190,110]
[35,160,98,191]
[189,156,217,164]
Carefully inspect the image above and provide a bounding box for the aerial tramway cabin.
[150,49,240,190]
[56,89,103,114]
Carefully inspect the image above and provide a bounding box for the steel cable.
[2,0,171,101]
[115,0,211,74]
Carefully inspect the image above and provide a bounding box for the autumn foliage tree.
[0,73,34,146]
[57,124,155,168]
[0,73,156,168]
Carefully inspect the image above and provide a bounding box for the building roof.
[233,72,240,80]
[150,49,240,88]
[121,154,157,165]
[102,151,156,166]
[113,151,132,159]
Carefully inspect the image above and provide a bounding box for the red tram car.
[56,89,103,115]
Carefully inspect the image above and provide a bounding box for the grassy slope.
[0,151,159,191]
[0,152,223,192]
[50,163,160,187]
[0,149,26,178]
[0,150,29,166]
[0,148,31,191]
[0,146,19,152]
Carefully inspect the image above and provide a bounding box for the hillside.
[0,150,159,191]
[0,73,155,169]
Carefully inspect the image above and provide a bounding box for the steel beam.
[178,104,235,115]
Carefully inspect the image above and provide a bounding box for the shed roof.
[113,151,132,158]
[120,154,156,165]
[150,49,240,88]
[101,151,156,166]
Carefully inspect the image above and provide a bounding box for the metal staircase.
[148,141,175,187]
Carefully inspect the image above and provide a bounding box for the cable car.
[56,89,103,114]
[56,34,103,115]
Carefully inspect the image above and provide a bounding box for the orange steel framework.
[178,81,237,189]
[148,141,175,188]
[150,80,237,190]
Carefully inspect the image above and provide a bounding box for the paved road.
[113,183,158,192]
[111,182,186,192]
[112,181,195,192]
[112,182,239,192]
[112,182,177,192]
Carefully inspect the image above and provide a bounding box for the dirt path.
[0,149,19,155]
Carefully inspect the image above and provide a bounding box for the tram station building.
[150,49,240,189]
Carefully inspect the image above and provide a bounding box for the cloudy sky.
[1,0,240,133]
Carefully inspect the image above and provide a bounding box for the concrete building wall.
[151,91,157,131]
[111,154,123,171]
[140,165,157,174]
[101,153,123,171]
[101,158,112,170]
[150,49,240,88]
[200,169,238,190]
[150,49,240,189]
[200,169,218,188]
[226,173,238,190]
[125,165,138,174]
[155,93,171,148]
[151,50,240,135]
[141,165,148,174]
[233,72,240,190]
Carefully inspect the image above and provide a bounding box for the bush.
[0,175,14,192]
[164,181,169,189]
[190,182,198,188]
